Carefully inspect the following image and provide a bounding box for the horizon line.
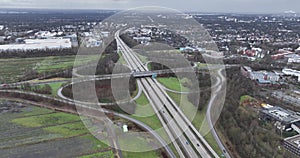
[0,7,297,15]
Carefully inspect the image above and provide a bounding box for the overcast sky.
[0,0,299,13]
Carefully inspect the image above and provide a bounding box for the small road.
[206,68,231,158]
[0,78,71,89]
[56,77,143,106]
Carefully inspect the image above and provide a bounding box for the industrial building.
[282,68,300,82]
[241,66,280,85]
[285,54,300,63]
[0,38,72,51]
[259,106,300,130]
[272,91,300,107]
[283,134,300,156]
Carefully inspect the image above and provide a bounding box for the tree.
[42,84,52,94]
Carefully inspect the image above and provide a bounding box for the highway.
[115,30,219,158]
[0,29,230,157]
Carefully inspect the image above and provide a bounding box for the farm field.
[0,55,98,83]
[0,99,113,158]
[0,99,164,158]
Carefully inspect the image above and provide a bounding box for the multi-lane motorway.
[115,30,220,158]
[0,29,230,158]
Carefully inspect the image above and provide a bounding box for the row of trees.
[19,68,72,83]
[61,76,137,115]
[0,91,76,112]
[0,48,79,58]
[20,83,53,95]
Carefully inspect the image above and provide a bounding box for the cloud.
[0,0,299,13]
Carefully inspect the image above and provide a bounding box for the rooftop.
[0,38,72,51]
[285,134,300,148]
[261,106,300,124]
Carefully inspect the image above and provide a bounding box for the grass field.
[117,52,127,65]
[44,121,89,137]
[131,92,162,130]
[37,55,99,72]
[135,52,148,64]
[122,151,161,158]
[0,55,98,83]
[11,112,81,127]
[78,150,114,158]
[157,77,189,92]
[31,81,67,96]
[48,82,67,96]
[240,95,256,103]
[0,100,114,158]
[0,99,168,158]
[204,132,223,156]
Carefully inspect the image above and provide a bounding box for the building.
[122,125,128,133]
[266,72,280,82]
[133,36,151,44]
[259,106,300,130]
[249,71,266,80]
[284,54,300,63]
[241,47,265,59]
[63,34,78,47]
[101,31,110,37]
[0,38,72,51]
[256,78,271,85]
[272,49,294,60]
[283,134,300,156]
[241,66,280,85]
[179,46,197,52]
[272,91,300,107]
[240,66,252,77]
[84,38,102,48]
[289,57,300,63]
[282,68,300,82]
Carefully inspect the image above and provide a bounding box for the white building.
[133,36,151,44]
[35,31,59,39]
[101,31,110,37]
[249,71,280,83]
[266,72,280,82]
[122,125,128,133]
[249,71,267,80]
[288,57,300,63]
[282,68,300,82]
[0,38,72,51]
[285,54,300,63]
